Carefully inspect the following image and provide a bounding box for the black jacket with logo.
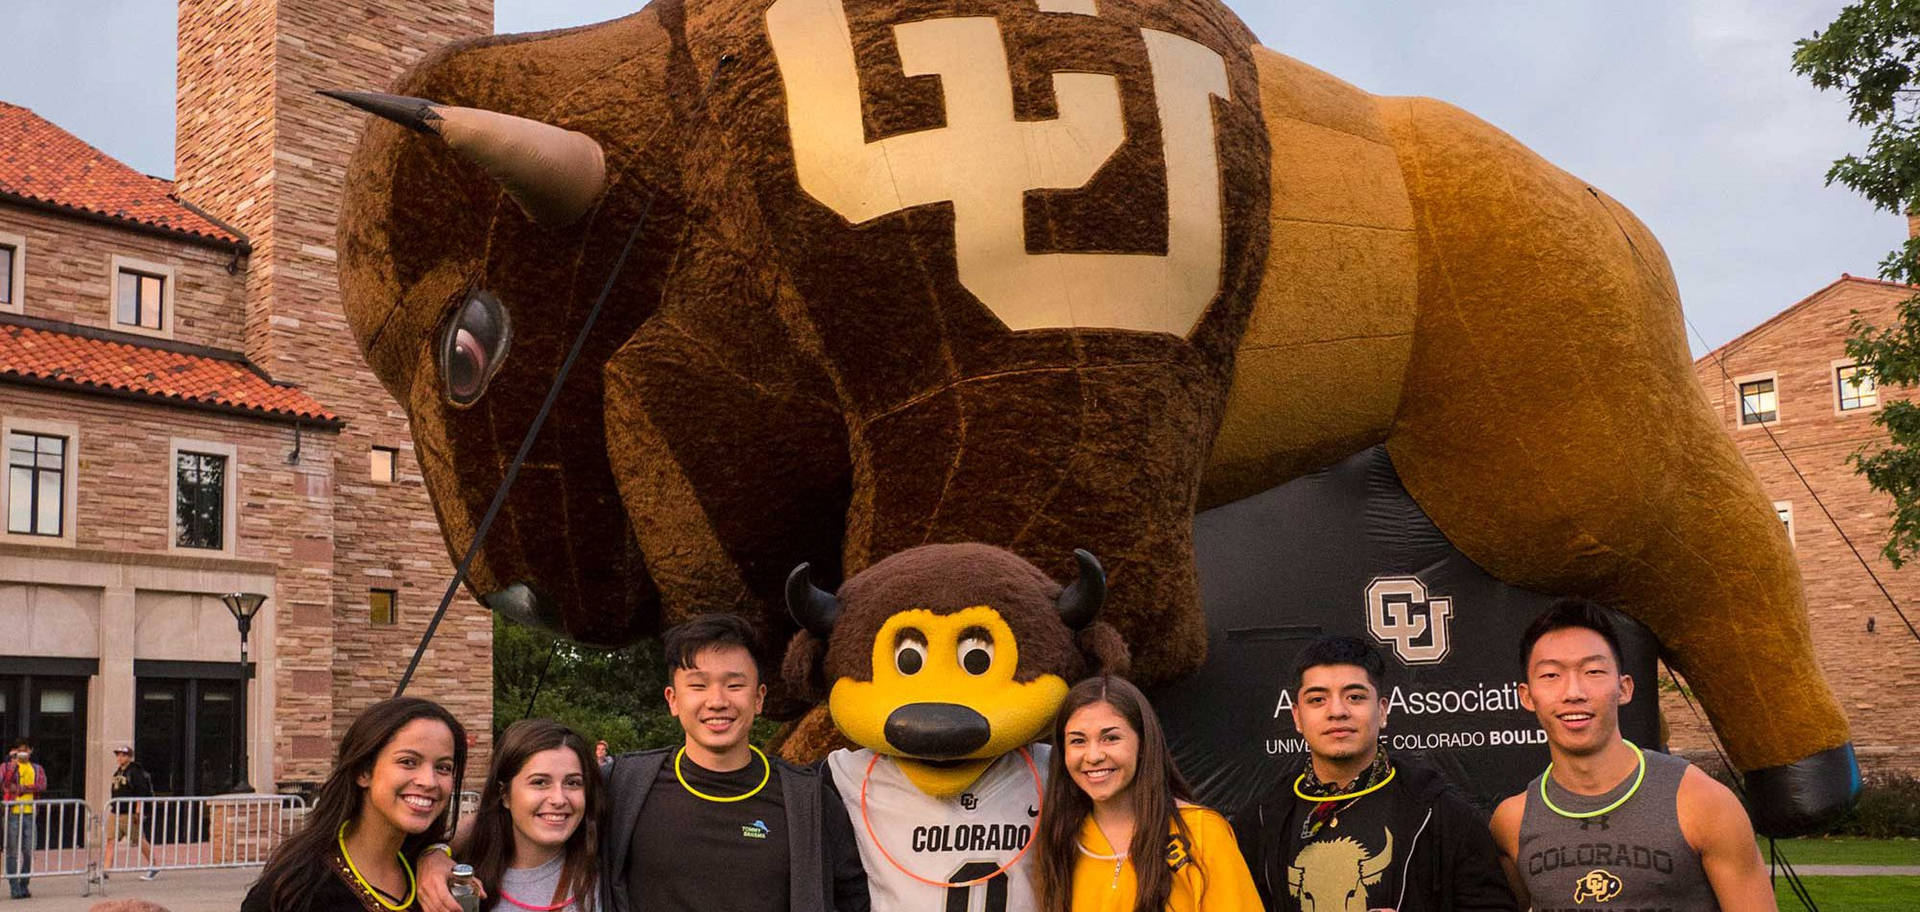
[1232,755,1518,912]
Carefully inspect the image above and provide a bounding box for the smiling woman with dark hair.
[242,697,467,912]
[1032,676,1258,912]
[465,719,602,911]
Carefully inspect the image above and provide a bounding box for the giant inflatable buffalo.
[329,0,1856,833]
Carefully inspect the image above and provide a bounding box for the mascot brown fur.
[330,0,1853,831]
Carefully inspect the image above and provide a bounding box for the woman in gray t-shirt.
[463,720,604,911]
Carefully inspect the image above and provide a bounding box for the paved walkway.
[1785,864,1920,876]
[3,867,259,911]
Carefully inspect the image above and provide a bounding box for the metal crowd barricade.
[1,798,97,885]
[100,795,307,877]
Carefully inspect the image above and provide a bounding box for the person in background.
[1031,675,1260,912]
[109,743,160,881]
[594,742,610,768]
[242,697,468,912]
[2,739,46,899]
[464,719,603,911]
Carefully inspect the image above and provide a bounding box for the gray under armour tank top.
[1517,748,1718,912]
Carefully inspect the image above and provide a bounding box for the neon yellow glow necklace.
[1540,739,1646,819]
[674,745,771,803]
[336,820,417,912]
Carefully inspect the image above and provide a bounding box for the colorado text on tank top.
[1517,749,1717,912]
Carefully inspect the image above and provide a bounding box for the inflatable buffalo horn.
[1057,549,1107,630]
[785,563,841,638]
[319,89,606,227]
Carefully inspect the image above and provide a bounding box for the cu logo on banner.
[1364,576,1454,665]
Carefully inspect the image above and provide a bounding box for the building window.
[0,230,22,314]
[1738,378,1777,425]
[371,446,398,483]
[116,269,166,330]
[175,452,227,550]
[370,589,398,625]
[0,243,15,307]
[1837,364,1878,412]
[6,432,66,536]
[1775,501,1794,547]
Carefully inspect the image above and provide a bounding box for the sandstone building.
[0,0,495,809]
[1669,270,1920,775]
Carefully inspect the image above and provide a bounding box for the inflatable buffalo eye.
[958,632,994,675]
[894,632,927,675]
[440,291,510,406]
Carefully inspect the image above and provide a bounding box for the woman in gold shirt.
[1032,676,1262,912]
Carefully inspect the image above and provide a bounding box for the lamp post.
[219,592,266,794]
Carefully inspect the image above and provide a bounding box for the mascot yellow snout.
[784,544,1128,796]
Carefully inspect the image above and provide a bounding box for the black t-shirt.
[631,752,790,912]
[1279,785,1399,912]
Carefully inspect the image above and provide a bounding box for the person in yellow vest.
[3,739,48,899]
[1032,677,1261,912]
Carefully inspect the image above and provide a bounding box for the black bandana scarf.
[1297,749,1393,840]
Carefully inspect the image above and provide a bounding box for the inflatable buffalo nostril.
[883,704,993,758]
[332,0,1857,833]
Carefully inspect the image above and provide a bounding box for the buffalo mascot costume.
[784,544,1125,909]
[330,0,1858,836]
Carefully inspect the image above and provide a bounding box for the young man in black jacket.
[1234,637,1517,912]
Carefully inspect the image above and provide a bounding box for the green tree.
[492,614,781,753]
[1796,0,1920,566]
[491,614,682,752]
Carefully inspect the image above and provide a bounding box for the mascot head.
[784,544,1128,797]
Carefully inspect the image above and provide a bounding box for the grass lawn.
[1774,876,1920,911]
[1761,837,1920,867]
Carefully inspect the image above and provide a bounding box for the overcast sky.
[0,1,1894,352]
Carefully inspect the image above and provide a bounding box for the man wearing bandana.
[1234,637,1516,911]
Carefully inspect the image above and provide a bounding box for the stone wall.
[0,204,246,349]
[175,0,497,784]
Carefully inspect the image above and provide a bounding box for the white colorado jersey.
[827,745,1049,912]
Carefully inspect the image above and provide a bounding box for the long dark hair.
[469,719,601,910]
[1033,676,1198,912]
[255,697,468,911]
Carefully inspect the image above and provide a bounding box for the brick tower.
[175,0,496,784]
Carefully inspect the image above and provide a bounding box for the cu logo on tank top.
[1573,868,1624,904]
[1363,576,1455,665]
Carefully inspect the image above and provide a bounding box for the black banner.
[1150,446,1661,814]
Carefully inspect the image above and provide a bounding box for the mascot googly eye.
[782,543,1128,798]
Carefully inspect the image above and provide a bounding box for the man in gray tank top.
[1491,600,1774,911]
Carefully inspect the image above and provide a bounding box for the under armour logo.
[959,793,980,811]
[1578,815,1611,832]
[1364,576,1455,665]
[766,0,1231,337]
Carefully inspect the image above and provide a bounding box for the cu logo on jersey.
[766,0,1230,337]
[1364,576,1455,665]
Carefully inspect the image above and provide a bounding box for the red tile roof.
[0,101,242,246]
[0,319,337,425]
